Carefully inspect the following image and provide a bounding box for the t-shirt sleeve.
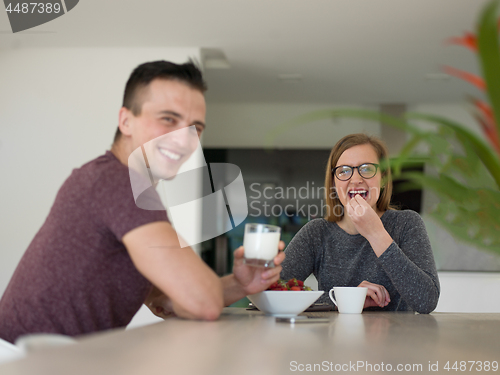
[91,167,169,241]
[377,210,440,313]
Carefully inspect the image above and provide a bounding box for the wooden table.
[1,308,499,374]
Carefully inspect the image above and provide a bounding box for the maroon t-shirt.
[0,151,168,343]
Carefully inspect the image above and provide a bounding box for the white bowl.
[247,290,324,317]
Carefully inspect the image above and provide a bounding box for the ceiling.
[0,0,490,105]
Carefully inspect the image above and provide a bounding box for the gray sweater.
[280,210,440,313]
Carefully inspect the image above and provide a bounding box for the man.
[0,60,284,343]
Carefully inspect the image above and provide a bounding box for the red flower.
[446,31,478,52]
[443,65,485,91]
[471,98,500,154]
[444,23,500,156]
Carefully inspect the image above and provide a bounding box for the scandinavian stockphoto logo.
[128,126,248,248]
[4,0,79,33]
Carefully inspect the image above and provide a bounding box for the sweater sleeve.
[280,220,320,282]
[377,211,440,313]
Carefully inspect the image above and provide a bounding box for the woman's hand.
[358,280,390,309]
[346,195,393,257]
[346,194,384,238]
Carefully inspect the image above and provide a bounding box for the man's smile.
[158,147,182,161]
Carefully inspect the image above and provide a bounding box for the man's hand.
[144,285,176,319]
[221,241,285,306]
[358,280,390,309]
[233,241,285,295]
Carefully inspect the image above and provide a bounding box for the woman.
[280,133,439,313]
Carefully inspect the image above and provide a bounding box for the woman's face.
[334,144,382,212]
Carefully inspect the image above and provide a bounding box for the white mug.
[329,287,368,314]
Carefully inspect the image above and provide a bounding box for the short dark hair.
[113,60,207,143]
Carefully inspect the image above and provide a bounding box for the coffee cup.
[329,287,368,314]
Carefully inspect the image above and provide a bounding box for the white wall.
[436,272,500,312]
[0,47,200,297]
[409,102,484,137]
[204,102,380,149]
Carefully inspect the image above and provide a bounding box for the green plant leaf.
[478,0,500,140]
[391,135,426,176]
[406,112,500,188]
[404,172,500,254]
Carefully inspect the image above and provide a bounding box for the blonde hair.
[324,133,394,222]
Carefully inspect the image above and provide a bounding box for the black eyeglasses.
[332,163,379,181]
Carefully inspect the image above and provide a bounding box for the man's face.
[126,79,206,180]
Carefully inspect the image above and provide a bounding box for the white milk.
[243,232,280,260]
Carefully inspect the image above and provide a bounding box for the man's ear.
[118,107,133,136]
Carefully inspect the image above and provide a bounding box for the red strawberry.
[266,278,312,291]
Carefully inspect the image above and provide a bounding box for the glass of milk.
[243,223,281,268]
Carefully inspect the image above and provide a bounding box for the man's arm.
[145,244,286,315]
[123,221,223,321]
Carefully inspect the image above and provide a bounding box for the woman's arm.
[377,211,440,313]
[346,196,439,313]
